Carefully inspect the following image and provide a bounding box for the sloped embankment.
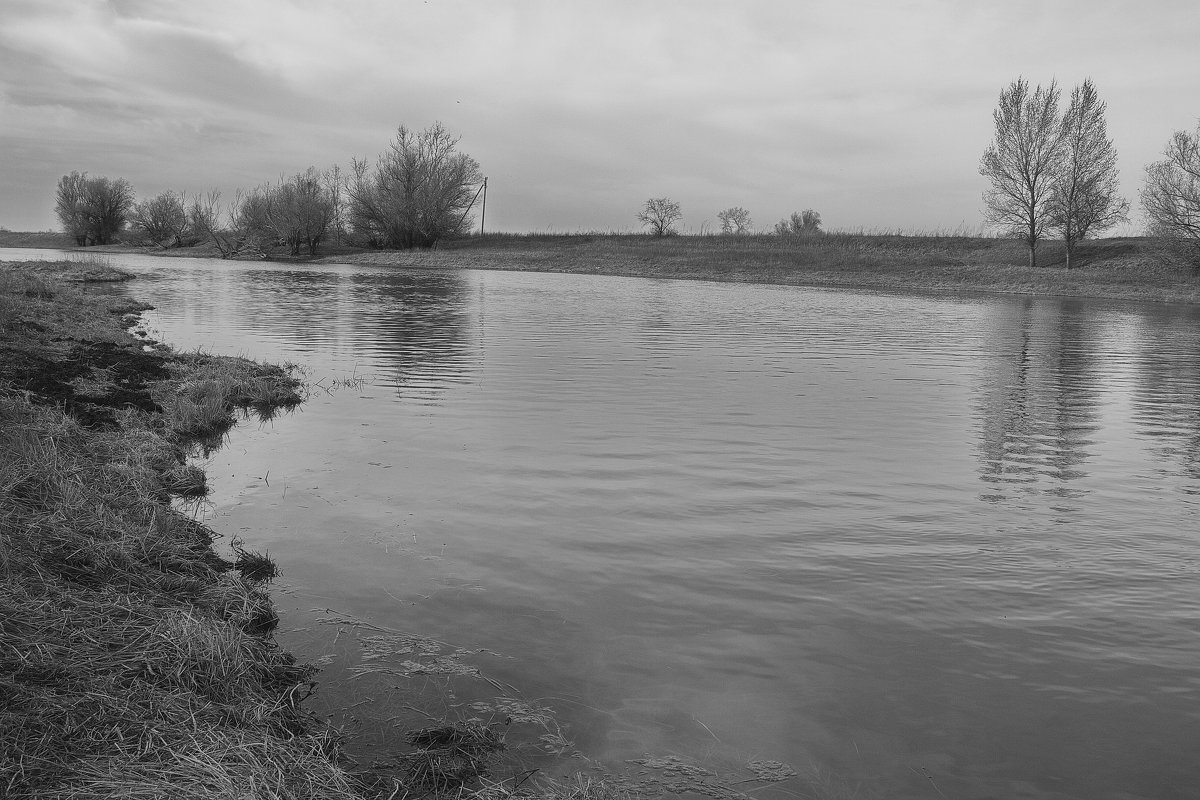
[0,260,366,799]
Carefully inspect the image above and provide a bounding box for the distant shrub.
[774,209,822,236]
[718,206,752,235]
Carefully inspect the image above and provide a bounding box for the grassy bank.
[0,229,75,249]
[0,260,367,798]
[13,227,1196,303]
[329,233,1200,304]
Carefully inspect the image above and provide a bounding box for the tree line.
[981,76,1200,269]
[56,103,1199,267]
[54,122,483,257]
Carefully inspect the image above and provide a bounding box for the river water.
[9,249,1200,798]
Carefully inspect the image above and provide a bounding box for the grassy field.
[331,233,1200,304]
[0,229,75,249]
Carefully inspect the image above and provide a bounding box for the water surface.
[8,248,1200,799]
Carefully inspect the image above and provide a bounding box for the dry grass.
[0,256,135,284]
[0,263,359,799]
[0,374,361,790]
[151,352,304,451]
[0,394,361,799]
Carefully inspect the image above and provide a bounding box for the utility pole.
[480,177,488,236]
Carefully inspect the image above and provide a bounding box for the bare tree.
[189,190,241,258]
[234,186,277,255]
[55,172,135,246]
[130,190,189,248]
[278,169,334,256]
[637,197,682,236]
[717,206,753,235]
[980,78,1064,268]
[323,164,347,246]
[1142,123,1200,268]
[773,209,822,236]
[347,122,483,249]
[234,169,335,257]
[299,170,336,254]
[1046,79,1128,268]
[84,176,135,245]
[55,172,89,246]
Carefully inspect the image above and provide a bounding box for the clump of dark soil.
[3,340,171,427]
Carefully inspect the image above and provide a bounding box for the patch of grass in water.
[0,256,135,283]
[152,351,305,449]
[234,544,281,583]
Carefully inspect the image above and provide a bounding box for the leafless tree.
[347,122,483,249]
[130,190,190,248]
[189,190,240,258]
[980,78,1064,268]
[236,169,335,256]
[55,171,135,246]
[234,186,276,255]
[55,172,89,245]
[85,176,135,245]
[637,197,682,236]
[279,169,334,255]
[774,209,822,236]
[1142,123,1200,269]
[1046,79,1128,268]
[717,206,753,235]
[323,164,347,245]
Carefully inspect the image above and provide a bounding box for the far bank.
[325,234,1199,305]
[4,230,1196,304]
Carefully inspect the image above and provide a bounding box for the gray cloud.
[2,0,1197,234]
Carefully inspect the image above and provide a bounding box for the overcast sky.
[2,0,1197,235]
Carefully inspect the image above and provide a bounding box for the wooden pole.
[480,177,488,236]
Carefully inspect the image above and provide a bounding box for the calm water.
[10,249,1200,798]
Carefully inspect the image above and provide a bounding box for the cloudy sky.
[1,0,1197,235]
